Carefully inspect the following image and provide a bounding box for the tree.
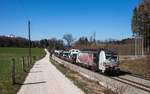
[74,37,89,50]
[0,36,30,47]
[40,39,48,48]
[63,34,74,47]
[131,7,145,37]
[131,0,150,54]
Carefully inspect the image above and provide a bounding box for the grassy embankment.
[50,58,106,94]
[0,48,45,94]
[120,57,150,79]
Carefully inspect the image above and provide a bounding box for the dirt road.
[17,49,84,94]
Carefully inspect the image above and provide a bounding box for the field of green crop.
[0,48,45,94]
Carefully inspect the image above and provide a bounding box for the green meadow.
[0,48,45,94]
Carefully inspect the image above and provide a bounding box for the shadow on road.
[15,81,46,85]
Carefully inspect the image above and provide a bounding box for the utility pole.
[28,20,31,65]
[142,36,144,56]
[134,34,137,57]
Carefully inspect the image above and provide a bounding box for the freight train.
[54,49,120,74]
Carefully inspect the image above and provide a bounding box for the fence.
[11,56,36,85]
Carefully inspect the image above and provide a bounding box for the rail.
[52,55,150,94]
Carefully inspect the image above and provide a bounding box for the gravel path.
[17,49,84,94]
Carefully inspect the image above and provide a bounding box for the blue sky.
[0,0,138,40]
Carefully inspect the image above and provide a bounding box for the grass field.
[0,48,45,94]
[120,58,150,80]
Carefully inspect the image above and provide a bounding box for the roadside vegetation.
[50,57,129,94]
[0,47,45,94]
[50,58,112,94]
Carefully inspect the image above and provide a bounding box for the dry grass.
[120,57,150,80]
[104,83,128,94]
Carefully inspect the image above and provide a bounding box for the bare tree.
[63,34,74,47]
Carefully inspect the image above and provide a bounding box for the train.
[54,49,120,74]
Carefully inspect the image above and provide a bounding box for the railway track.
[112,76,150,93]
[93,70,150,93]
[78,65,150,93]
[77,63,150,92]
[52,55,150,94]
[131,73,150,81]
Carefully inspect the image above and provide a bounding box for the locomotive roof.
[81,51,98,54]
[105,52,117,55]
[80,50,117,55]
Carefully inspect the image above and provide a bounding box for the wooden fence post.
[11,58,15,85]
[34,56,36,60]
[33,56,36,63]
[22,57,24,72]
[30,56,32,65]
[27,56,29,67]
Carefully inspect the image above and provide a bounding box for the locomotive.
[54,49,120,74]
[76,50,120,73]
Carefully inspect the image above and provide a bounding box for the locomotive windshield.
[106,55,118,61]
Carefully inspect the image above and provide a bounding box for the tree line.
[73,37,136,55]
[0,36,31,47]
[0,36,64,49]
[132,0,150,54]
[0,34,136,55]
